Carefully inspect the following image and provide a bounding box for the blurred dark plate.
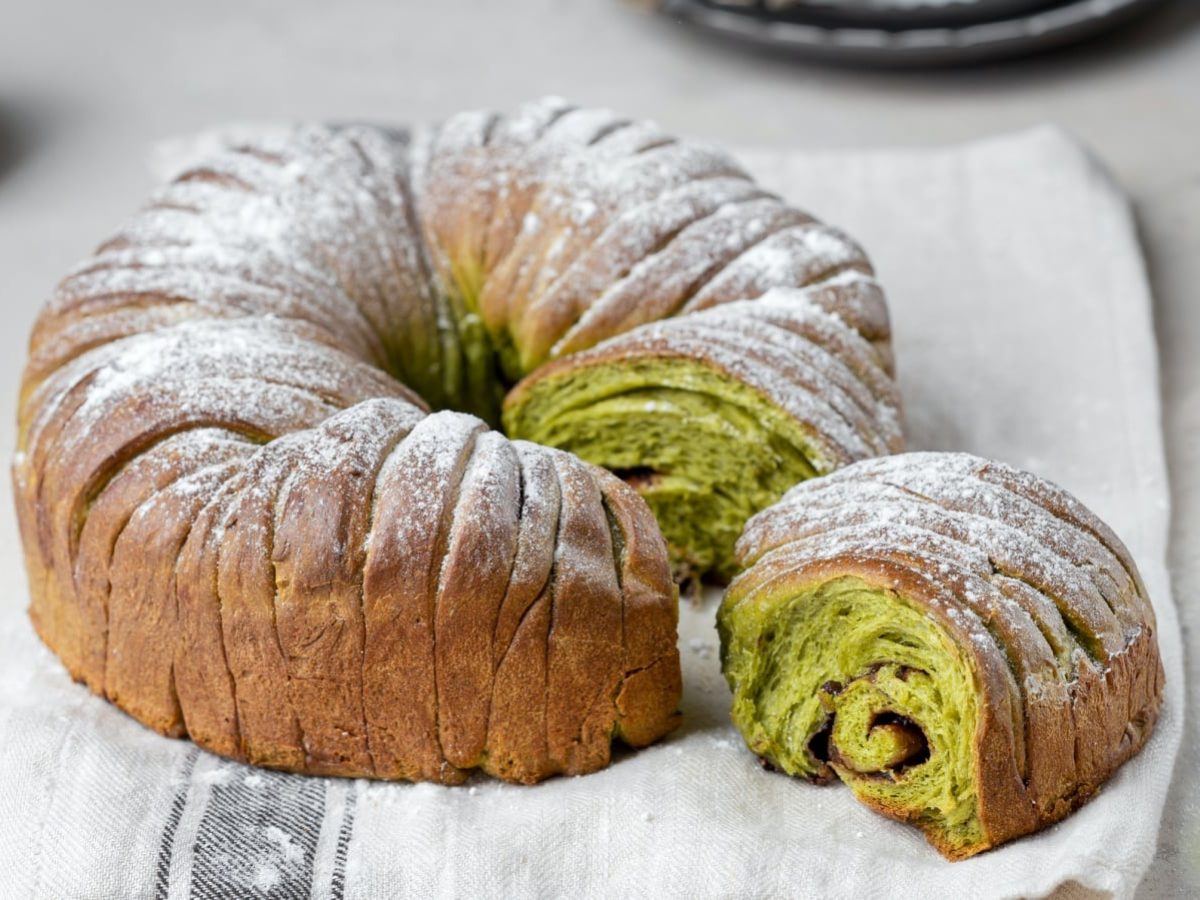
[724,0,1057,28]
[661,0,1168,65]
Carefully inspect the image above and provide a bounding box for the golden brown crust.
[543,453,624,773]
[108,456,249,739]
[360,413,482,784]
[173,474,245,758]
[433,431,522,772]
[483,443,561,783]
[595,468,682,746]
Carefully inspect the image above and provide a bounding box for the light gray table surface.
[1,2,1196,896]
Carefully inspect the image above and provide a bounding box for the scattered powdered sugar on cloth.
[0,124,1181,900]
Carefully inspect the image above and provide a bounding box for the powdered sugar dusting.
[736,452,1154,688]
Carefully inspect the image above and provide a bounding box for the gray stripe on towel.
[188,764,326,900]
[154,748,201,900]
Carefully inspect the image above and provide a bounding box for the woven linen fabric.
[0,125,1182,899]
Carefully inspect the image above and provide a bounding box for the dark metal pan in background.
[659,0,1170,65]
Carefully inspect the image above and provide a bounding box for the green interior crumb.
[502,359,829,581]
[718,575,984,854]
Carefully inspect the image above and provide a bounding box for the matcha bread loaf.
[718,452,1164,858]
[15,98,898,781]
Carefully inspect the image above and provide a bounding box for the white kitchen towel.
[0,125,1182,900]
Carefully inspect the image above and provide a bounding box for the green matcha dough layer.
[718,575,985,854]
[417,254,509,425]
[502,358,830,581]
